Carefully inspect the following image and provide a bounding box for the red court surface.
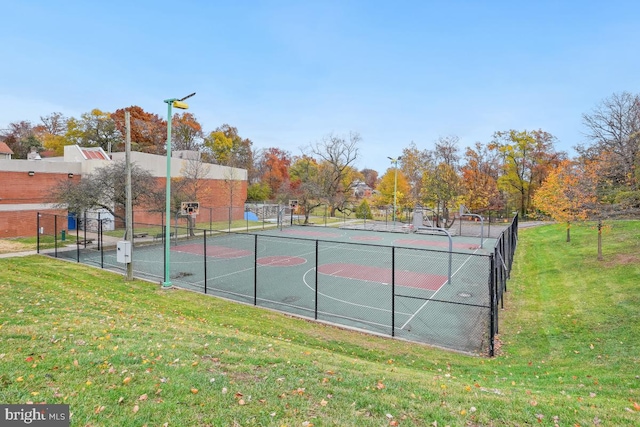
[257,256,307,267]
[395,238,480,250]
[318,263,447,290]
[172,244,252,259]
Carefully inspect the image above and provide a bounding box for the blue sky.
[1,1,639,173]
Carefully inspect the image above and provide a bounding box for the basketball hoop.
[180,201,200,216]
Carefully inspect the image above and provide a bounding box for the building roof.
[80,147,110,160]
[0,142,14,155]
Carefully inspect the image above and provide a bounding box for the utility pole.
[125,111,134,280]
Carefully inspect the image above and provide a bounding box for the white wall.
[110,151,247,181]
[0,159,82,174]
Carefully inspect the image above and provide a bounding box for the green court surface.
[53,226,497,354]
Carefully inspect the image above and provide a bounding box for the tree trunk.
[566,222,570,243]
[597,220,603,260]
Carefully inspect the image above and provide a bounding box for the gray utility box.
[116,241,132,263]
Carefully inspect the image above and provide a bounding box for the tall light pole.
[163,92,195,288]
[387,156,402,226]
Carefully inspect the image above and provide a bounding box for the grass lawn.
[0,221,638,426]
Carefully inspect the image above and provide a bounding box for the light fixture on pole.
[163,92,195,288]
[387,156,402,226]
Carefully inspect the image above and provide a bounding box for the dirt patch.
[603,253,639,267]
[0,239,31,255]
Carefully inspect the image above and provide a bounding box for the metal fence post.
[36,212,40,254]
[100,219,104,269]
[76,215,80,263]
[315,240,319,320]
[54,215,58,258]
[203,230,208,294]
[391,246,396,337]
[254,234,258,306]
[489,253,496,357]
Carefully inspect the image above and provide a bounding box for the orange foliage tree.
[111,106,166,154]
[258,147,291,198]
[533,160,597,242]
[460,142,503,214]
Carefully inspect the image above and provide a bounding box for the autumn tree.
[375,168,410,213]
[418,136,463,227]
[0,121,41,159]
[171,112,204,151]
[421,163,461,228]
[534,159,599,242]
[256,147,292,199]
[246,182,271,202]
[111,106,166,154]
[36,112,69,155]
[202,124,254,172]
[490,129,564,217]
[460,142,503,214]
[288,155,324,224]
[400,142,433,207]
[65,109,122,153]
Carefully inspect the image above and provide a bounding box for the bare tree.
[50,161,157,222]
[173,156,212,235]
[308,132,361,216]
[580,91,640,190]
[39,112,68,135]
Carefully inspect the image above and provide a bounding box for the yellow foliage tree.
[375,168,410,211]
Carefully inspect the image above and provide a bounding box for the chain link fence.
[38,212,518,356]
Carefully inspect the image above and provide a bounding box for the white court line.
[302,268,414,316]
[400,249,482,330]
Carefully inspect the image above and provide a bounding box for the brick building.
[0,145,247,238]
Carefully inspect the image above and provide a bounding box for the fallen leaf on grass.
[190,388,198,394]
[132,405,139,414]
[123,377,131,385]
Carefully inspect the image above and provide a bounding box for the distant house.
[353,180,373,198]
[0,142,13,160]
